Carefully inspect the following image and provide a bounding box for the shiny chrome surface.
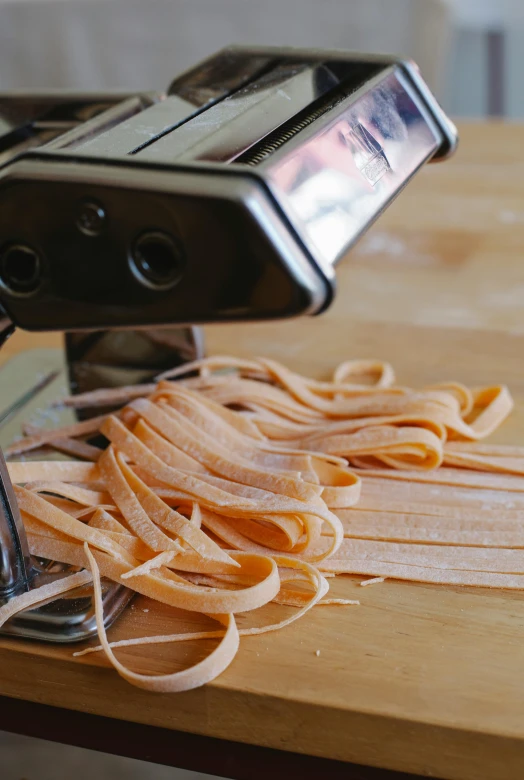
[70,96,200,157]
[0,316,14,348]
[0,47,457,331]
[215,45,458,162]
[262,67,441,270]
[0,92,158,168]
[46,95,160,153]
[0,447,31,595]
[66,325,205,414]
[71,51,274,159]
[138,62,340,164]
[167,48,272,106]
[399,59,458,161]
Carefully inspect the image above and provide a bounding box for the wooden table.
[1,122,524,780]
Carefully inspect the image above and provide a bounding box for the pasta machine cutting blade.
[0,45,457,642]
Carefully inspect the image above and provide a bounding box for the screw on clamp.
[0,316,30,596]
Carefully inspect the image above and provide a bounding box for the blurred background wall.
[444,0,524,118]
[1,0,522,116]
[0,0,450,94]
[0,0,520,117]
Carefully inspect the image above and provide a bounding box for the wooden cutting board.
[1,123,524,780]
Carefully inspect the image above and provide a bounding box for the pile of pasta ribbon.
[2,356,523,692]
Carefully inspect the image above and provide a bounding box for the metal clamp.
[0,447,31,596]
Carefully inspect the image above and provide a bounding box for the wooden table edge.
[1,645,523,780]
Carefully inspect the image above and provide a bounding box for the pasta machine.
[0,46,458,642]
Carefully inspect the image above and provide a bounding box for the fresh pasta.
[1,356,521,692]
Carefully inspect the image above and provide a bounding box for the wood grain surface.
[1,122,524,780]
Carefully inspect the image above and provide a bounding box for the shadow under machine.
[0,46,458,642]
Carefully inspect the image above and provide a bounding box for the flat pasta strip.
[121,551,178,579]
[258,414,446,443]
[25,481,111,508]
[333,510,524,548]
[99,446,184,554]
[353,468,524,493]
[320,559,524,588]
[6,415,107,456]
[8,461,99,484]
[322,538,524,574]
[15,486,136,564]
[155,381,265,440]
[89,508,132,536]
[299,425,443,470]
[55,383,157,410]
[133,419,209,474]
[84,544,240,693]
[333,359,395,388]
[443,446,524,476]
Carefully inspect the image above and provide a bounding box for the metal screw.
[76,201,106,237]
